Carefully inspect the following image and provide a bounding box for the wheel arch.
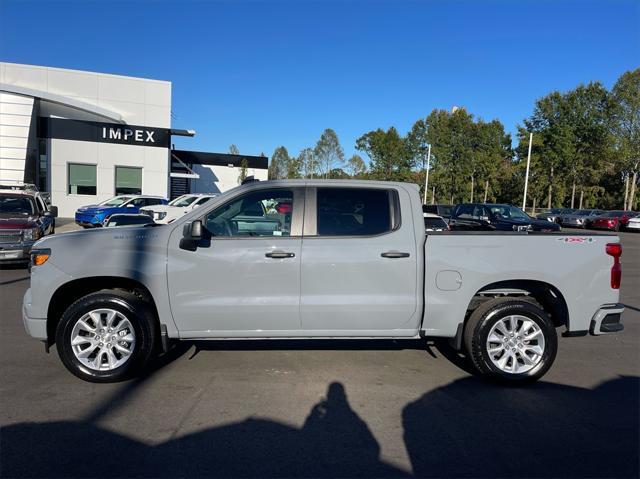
[47,277,160,347]
[470,279,569,329]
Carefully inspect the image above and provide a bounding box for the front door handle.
[381,251,410,258]
[265,251,295,259]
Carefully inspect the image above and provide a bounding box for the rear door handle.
[381,251,410,258]
[265,251,295,259]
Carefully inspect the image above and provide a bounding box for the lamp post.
[522,133,532,210]
[423,143,431,204]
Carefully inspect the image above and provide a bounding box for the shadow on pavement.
[3,374,638,477]
[403,376,639,478]
[1,382,408,478]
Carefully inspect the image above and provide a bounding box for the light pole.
[522,133,532,210]
[423,143,431,204]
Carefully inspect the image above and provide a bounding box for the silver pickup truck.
[23,180,625,383]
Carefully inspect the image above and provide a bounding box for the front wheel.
[464,298,558,383]
[55,290,157,382]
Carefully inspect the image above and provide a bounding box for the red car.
[588,210,638,231]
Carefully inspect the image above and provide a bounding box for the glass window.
[115,167,142,195]
[68,163,96,195]
[0,195,35,214]
[171,196,198,207]
[317,188,392,236]
[100,196,131,206]
[204,189,294,237]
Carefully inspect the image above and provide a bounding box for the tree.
[268,146,289,180]
[611,69,640,210]
[237,158,249,184]
[229,144,240,155]
[346,154,366,177]
[314,129,344,178]
[298,148,319,178]
[355,127,413,181]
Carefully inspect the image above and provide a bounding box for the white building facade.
[0,62,268,217]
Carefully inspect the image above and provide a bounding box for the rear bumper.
[590,303,625,335]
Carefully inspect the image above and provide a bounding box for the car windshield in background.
[488,205,529,220]
[171,196,198,207]
[100,196,131,207]
[575,209,596,215]
[608,211,634,217]
[0,195,35,215]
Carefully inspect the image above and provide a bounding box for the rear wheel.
[464,298,557,383]
[55,290,157,382]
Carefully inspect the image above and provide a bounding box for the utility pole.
[522,133,533,210]
[423,144,431,204]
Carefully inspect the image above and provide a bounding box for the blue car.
[75,195,167,228]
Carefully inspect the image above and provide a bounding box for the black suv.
[0,182,58,264]
[449,203,561,232]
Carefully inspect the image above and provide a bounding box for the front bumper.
[75,212,102,227]
[22,288,48,340]
[0,241,35,263]
[590,304,625,335]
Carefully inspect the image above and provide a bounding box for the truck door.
[167,187,304,336]
[299,186,419,335]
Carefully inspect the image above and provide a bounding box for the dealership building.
[0,62,268,216]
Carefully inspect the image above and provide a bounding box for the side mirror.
[180,220,203,251]
[126,203,135,208]
[46,205,58,218]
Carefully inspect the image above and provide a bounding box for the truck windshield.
[0,195,35,215]
[100,196,131,206]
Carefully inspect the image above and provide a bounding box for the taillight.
[606,243,622,289]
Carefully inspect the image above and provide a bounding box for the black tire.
[464,298,557,384]
[55,290,157,383]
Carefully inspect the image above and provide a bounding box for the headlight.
[155,212,167,220]
[23,227,41,241]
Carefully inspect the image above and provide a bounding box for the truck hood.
[0,213,38,229]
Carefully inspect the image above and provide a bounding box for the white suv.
[140,193,217,224]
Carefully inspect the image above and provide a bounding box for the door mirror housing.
[46,205,58,217]
[180,220,203,251]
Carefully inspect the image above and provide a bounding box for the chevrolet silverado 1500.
[23,180,625,383]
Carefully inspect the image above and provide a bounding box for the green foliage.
[237,158,249,184]
[315,129,344,178]
[346,154,366,177]
[268,146,289,180]
[355,127,413,180]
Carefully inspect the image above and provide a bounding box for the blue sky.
[1,0,638,161]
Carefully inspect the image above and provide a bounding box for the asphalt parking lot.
[1,228,638,478]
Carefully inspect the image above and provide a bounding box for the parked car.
[423,204,453,221]
[24,180,623,384]
[536,208,576,224]
[0,181,57,265]
[75,195,167,228]
[140,193,217,224]
[587,210,638,231]
[423,212,449,232]
[449,203,561,232]
[626,215,640,232]
[104,214,156,228]
[559,209,605,228]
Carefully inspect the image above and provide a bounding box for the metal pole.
[423,144,431,204]
[522,133,532,210]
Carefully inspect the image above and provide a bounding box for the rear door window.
[316,188,394,236]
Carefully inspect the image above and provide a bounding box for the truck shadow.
[403,375,640,478]
[2,375,637,478]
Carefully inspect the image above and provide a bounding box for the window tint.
[454,204,475,218]
[0,195,34,214]
[144,198,162,206]
[68,163,96,195]
[424,217,448,230]
[204,189,294,237]
[317,188,393,236]
[115,167,142,195]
